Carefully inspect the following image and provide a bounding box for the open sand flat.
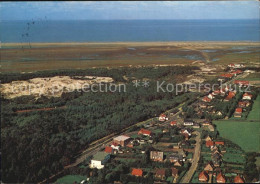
[1,42,259,73]
[0,75,114,99]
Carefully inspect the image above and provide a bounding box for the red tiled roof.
[203,96,212,102]
[160,114,166,117]
[235,108,242,113]
[206,141,214,147]
[215,141,225,145]
[138,128,151,136]
[170,121,177,126]
[132,168,143,177]
[199,171,209,181]
[217,173,226,183]
[234,80,249,85]
[105,146,113,153]
[234,175,245,183]
[220,73,233,78]
[231,70,243,75]
[243,93,252,98]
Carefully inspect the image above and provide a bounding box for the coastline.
[2,41,260,47]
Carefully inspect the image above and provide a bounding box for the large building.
[90,152,110,169]
[113,135,131,147]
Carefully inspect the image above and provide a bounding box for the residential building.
[234,80,249,87]
[138,128,152,137]
[217,172,226,183]
[113,135,131,147]
[155,168,166,180]
[90,152,110,169]
[199,171,209,182]
[183,119,194,126]
[150,151,164,162]
[171,168,179,178]
[203,96,212,103]
[131,168,143,177]
[159,114,168,121]
[204,162,214,172]
[206,141,214,148]
[234,108,242,118]
[234,175,245,183]
[242,93,253,100]
[205,135,212,141]
[170,121,177,126]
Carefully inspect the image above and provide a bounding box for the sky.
[0,1,259,20]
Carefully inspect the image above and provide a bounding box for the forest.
[1,66,200,183]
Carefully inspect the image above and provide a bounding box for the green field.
[55,175,86,184]
[214,120,260,152]
[247,95,260,121]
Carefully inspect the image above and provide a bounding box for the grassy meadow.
[214,120,260,152]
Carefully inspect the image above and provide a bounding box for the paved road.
[181,131,201,183]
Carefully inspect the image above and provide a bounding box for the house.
[220,89,226,96]
[155,168,166,180]
[208,93,214,99]
[170,121,177,126]
[242,93,253,100]
[204,162,214,172]
[138,128,152,137]
[234,108,242,118]
[159,114,168,121]
[212,90,220,96]
[174,161,183,167]
[199,171,209,182]
[150,151,164,162]
[205,135,212,141]
[181,129,192,136]
[197,102,208,108]
[113,135,131,147]
[202,120,212,126]
[238,101,250,108]
[220,73,233,79]
[183,119,194,126]
[193,123,200,128]
[203,96,212,103]
[231,69,243,76]
[111,142,120,150]
[131,168,143,177]
[234,80,249,87]
[217,172,226,183]
[224,91,236,101]
[234,175,245,183]
[90,152,110,169]
[162,129,169,133]
[215,141,225,146]
[208,125,215,132]
[228,63,244,68]
[171,167,179,178]
[105,146,114,154]
[168,153,185,163]
[206,141,214,148]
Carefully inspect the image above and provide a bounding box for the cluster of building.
[199,136,245,183]
[234,92,253,118]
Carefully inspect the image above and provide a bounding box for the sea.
[0,19,259,43]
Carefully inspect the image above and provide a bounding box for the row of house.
[199,168,245,183]
[234,93,253,118]
[131,167,179,179]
